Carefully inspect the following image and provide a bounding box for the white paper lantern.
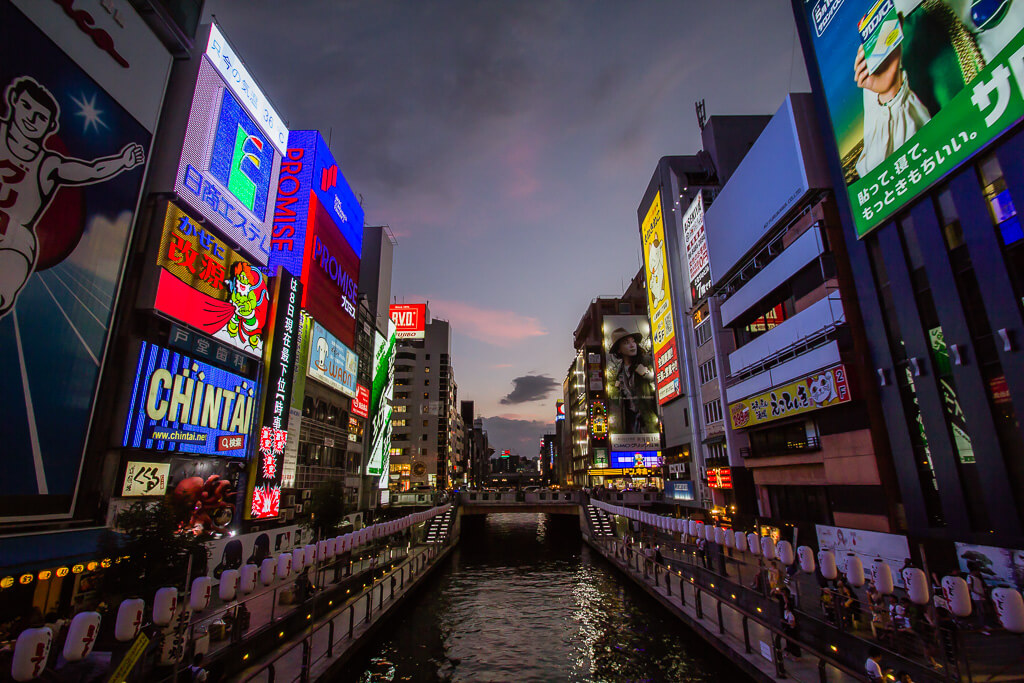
[115,599,144,642]
[190,576,213,611]
[797,546,816,573]
[304,544,317,564]
[747,533,761,556]
[293,547,306,571]
[723,529,734,548]
[818,550,837,580]
[704,525,716,542]
[871,560,894,594]
[734,531,747,552]
[845,555,865,587]
[942,576,972,617]
[776,541,794,566]
[153,587,178,626]
[760,535,776,560]
[992,587,1024,633]
[687,520,699,536]
[714,527,726,545]
[240,564,258,594]
[277,553,293,580]
[63,612,101,662]
[903,568,929,605]
[11,627,52,682]
[218,569,239,602]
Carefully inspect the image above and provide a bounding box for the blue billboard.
[610,451,662,469]
[306,319,358,397]
[122,341,259,456]
[665,480,695,502]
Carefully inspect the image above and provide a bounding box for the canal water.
[342,513,745,682]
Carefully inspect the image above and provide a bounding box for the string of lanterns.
[589,500,1024,634]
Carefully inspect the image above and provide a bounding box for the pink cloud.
[425,299,547,347]
[492,363,513,368]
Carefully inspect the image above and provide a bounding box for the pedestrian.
[188,653,210,682]
[967,566,990,633]
[895,670,915,683]
[782,605,802,660]
[820,587,837,625]
[865,646,885,683]
[654,545,664,565]
[696,535,708,569]
[767,560,782,594]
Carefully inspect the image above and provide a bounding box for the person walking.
[865,647,885,683]
[782,606,802,661]
[967,566,990,633]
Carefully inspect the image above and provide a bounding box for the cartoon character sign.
[808,370,839,405]
[647,235,666,305]
[1,3,153,518]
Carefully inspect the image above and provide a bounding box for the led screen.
[800,0,1024,238]
[602,315,660,449]
[366,321,397,485]
[306,319,358,397]
[610,451,662,469]
[123,341,259,456]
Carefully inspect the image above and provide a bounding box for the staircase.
[424,507,455,544]
[584,504,615,537]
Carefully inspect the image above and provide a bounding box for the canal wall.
[582,531,864,683]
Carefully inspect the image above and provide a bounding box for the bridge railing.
[458,490,583,505]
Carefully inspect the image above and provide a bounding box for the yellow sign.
[588,468,655,476]
[729,364,852,430]
[641,191,681,404]
[107,632,150,683]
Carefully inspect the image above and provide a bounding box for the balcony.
[740,434,820,458]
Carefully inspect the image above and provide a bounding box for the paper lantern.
[902,567,929,605]
[63,612,101,662]
[723,529,734,548]
[871,560,894,595]
[704,525,716,542]
[292,547,306,571]
[277,553,293,581]
[845,555,865,587]
[11,627,52,682]
[304,544,317,564]
[760,535,776,560]
[115,599,144,642]
[776,541,794,566]
[942,576,971,617]
[992,588,1024,633]
[153,587,178,626]
[818,550,837,580]
[687,520,699,536]
[240,564,258,594]
[797,546,816,573]
[734,531,747,551]
[318,540,330,560]
[190,576,213,611]
[747,533,761,556]
[218,569,239,602]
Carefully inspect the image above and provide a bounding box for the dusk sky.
[205,0,810,457]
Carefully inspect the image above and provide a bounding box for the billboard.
[602,315,660,447]
[682,193,711,302]
[174,24,289,265]
[389,303,427,340]
[1,2,158,519]
[122,341,259,456]
[366,321,397,486]
[666,480,695,501]
[801,0,1024,238]
[817,524,912,588]
[248,271,303,519]
[306,319,358,397]
[270,130,363,348]
[155,202,269,357]
[610,451,662,469]
[351,384,370,419]
[640,192,681,405]
[707,466,732,489]
[556,400,565,421]
[728,364,852,430]
[120,461,170,497]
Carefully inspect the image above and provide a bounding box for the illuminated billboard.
[121,462,170,497]
[1,2,159,519]
[610,451,662,469]
[306,319,358,397]
[556,400,565,421]
[366,321,397,486]
[122,341,259,456]
[800,0,1024,238]
[155,202,269,358]
[351,384,370,419]
[389,303,427,339]
[602,315,660,449]
[640,192,681,405]
[729,364,852,430]
[682,193,711,301]
[270,130,363,348]
[248,271,303,520]
[174,24,289,265]
[707,467,732,489]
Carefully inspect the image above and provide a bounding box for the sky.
[204,0,809,457]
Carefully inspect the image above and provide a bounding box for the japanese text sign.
[729,364,851,429]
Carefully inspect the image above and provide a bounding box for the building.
[389,318,458,491]
[794,2,1024,553]
[470,417,493,488]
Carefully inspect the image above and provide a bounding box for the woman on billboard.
[608,326,656,434]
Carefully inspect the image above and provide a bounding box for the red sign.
[217,435,245,452]
[390,304,427,339]
[655,342,682,404]
[707,467,732,489]
[302,194,359,348]
[352,384,370,418]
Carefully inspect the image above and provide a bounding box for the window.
[392,419,407,427]
[699,359,717,385]
[423,392,429,399]
[393,405,407,413]
[425,367,430,373]
[695,320,712,346]
[422,420,429,427]
[618,302,631,314]
[424,379,430,386]
[703,399,723,425]
[706,441,727,462]
[395,391,411,400]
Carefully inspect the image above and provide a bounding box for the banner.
[729,364,851,429]
[155,203,269,357]
[801,0,1024,237]
[816,524,912,588]
[640,192,681,404]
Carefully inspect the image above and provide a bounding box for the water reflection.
[344,513,743,682]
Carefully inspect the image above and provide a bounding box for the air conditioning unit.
[295,503,304,514]
[284,508,295,521]
[284,494,295,507]
[301,489,312,501]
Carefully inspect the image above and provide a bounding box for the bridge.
[457,490,584,515]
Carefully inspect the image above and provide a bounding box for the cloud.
[426,298,547,347]
[500,374,557,405]
[480,415,551,457]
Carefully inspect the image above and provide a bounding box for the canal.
[342,512,746,682]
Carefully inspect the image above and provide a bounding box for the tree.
[99,501,208,602]
[304,479,348,540]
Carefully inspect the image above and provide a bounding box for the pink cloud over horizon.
[423,298,547,347]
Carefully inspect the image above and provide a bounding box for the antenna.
[695,99,707,132]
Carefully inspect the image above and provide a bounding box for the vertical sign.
[248,271,302,519]
[640,192,681,405]
[366,321,397,488]
[682,194,711,301]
